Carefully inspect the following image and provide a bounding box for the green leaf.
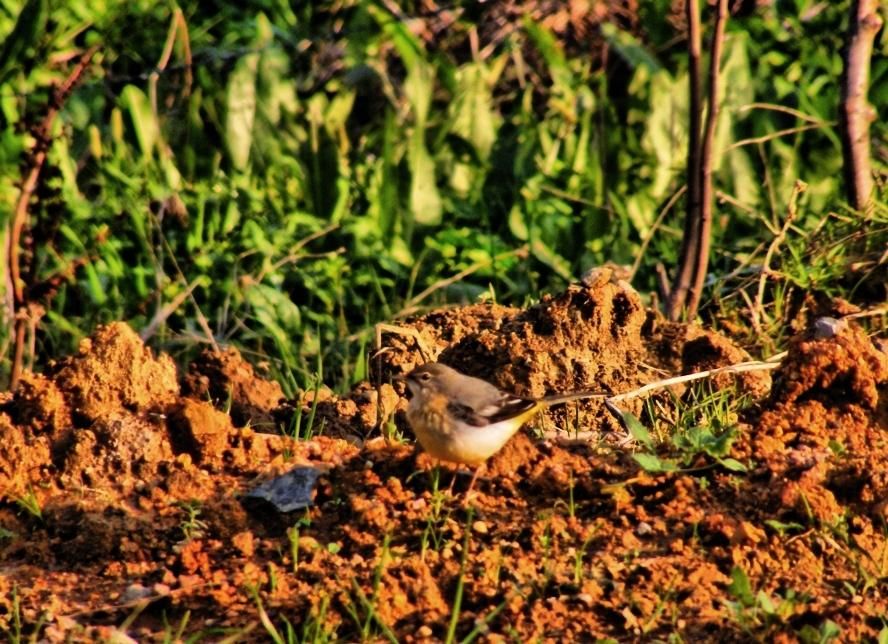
[728,566,755,607]
[641,70,688,199]
[523,18,571,91]
[763,519,804,536]
[366,4,424,71]
[718,458,748,473]
[408,134,442,226]
[508,205,529,241]
[632,453,678,473]
[713,35,753,171]
[600,22,662,73]
[0,0,48,84]
[402,59,442,226]
[529,238,572,281]
[726,146,760,208]
[816,620,841,643]
[756,590,776,615]
[225,53,259,171]
[244,283,301,365]
[449,59,504,161]
[120,85,160,160]
[827,440,846,456]
[620,410,654,450]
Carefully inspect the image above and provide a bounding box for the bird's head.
[401,362,457,396]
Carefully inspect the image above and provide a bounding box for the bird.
[401,362,601,503]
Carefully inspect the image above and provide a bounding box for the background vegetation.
[1,0,885,394]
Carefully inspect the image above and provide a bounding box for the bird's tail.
[540,390,607,406]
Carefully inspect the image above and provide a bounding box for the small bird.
[401,362,600,503]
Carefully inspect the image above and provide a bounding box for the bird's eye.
[420,372,432,381]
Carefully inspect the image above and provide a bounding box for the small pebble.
[813,316,845,339]
[472,520,489,534]
[152,583,171,596]
[417,625,433,638]
[636,521,653,536]
[577,593,594,606]
[121,583,151,603]
[106,631,137,644]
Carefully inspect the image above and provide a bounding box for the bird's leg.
[447,470,459,497]
[462,464,484,507]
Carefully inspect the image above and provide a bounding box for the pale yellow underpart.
[407,392,542,466]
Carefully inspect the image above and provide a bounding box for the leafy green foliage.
[628,383,752,473]
[726,566,837,641]
[0,0,883,389]
[630,415,747,474]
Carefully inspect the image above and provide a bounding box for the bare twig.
[756,141,779,226]
[844,306,888,321]
[607,358,781,405]
[253,223,340,284]
[667,0,703,321]
[154,219,219,352]
[736,102,829,125]
[140,277,204,342]
[7,46,98,389]
[727,123,827,151]
[687,0,729,318]
[152,6,193,106]
[655,262,671,303]
[750,180,806,333]
[629,185,687,282]
[716,189,761,219]
[540,353,786,443]
[395,245,529,319]
[839,0,882,213]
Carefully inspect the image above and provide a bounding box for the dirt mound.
[183,347,285,430]
[647,320,773,399]
[0,321,349,514]
[745,321,888,523]
[374,302,521,376]
[301,381,403,442]
[440,273,647,398]
[377,270,768,438]
[375,273,653,441]
[52,322,179,422]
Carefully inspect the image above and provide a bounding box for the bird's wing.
[447,394,538,428]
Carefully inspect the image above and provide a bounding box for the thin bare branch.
[396,245,529,319]
[629,185,687,282]
[727,123,827,151]
[736,102,828,125]
[140,277,204,342]
[666,0,703,321]
[7,46,98,389]
[840,0,882,213]
[541,352,787,443]
[608,359,781,405]
[750,180,806,333]
[687,0,729,318]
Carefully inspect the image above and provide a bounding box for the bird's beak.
[393,373,406,383]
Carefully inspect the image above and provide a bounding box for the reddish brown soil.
[0,279,885,642]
